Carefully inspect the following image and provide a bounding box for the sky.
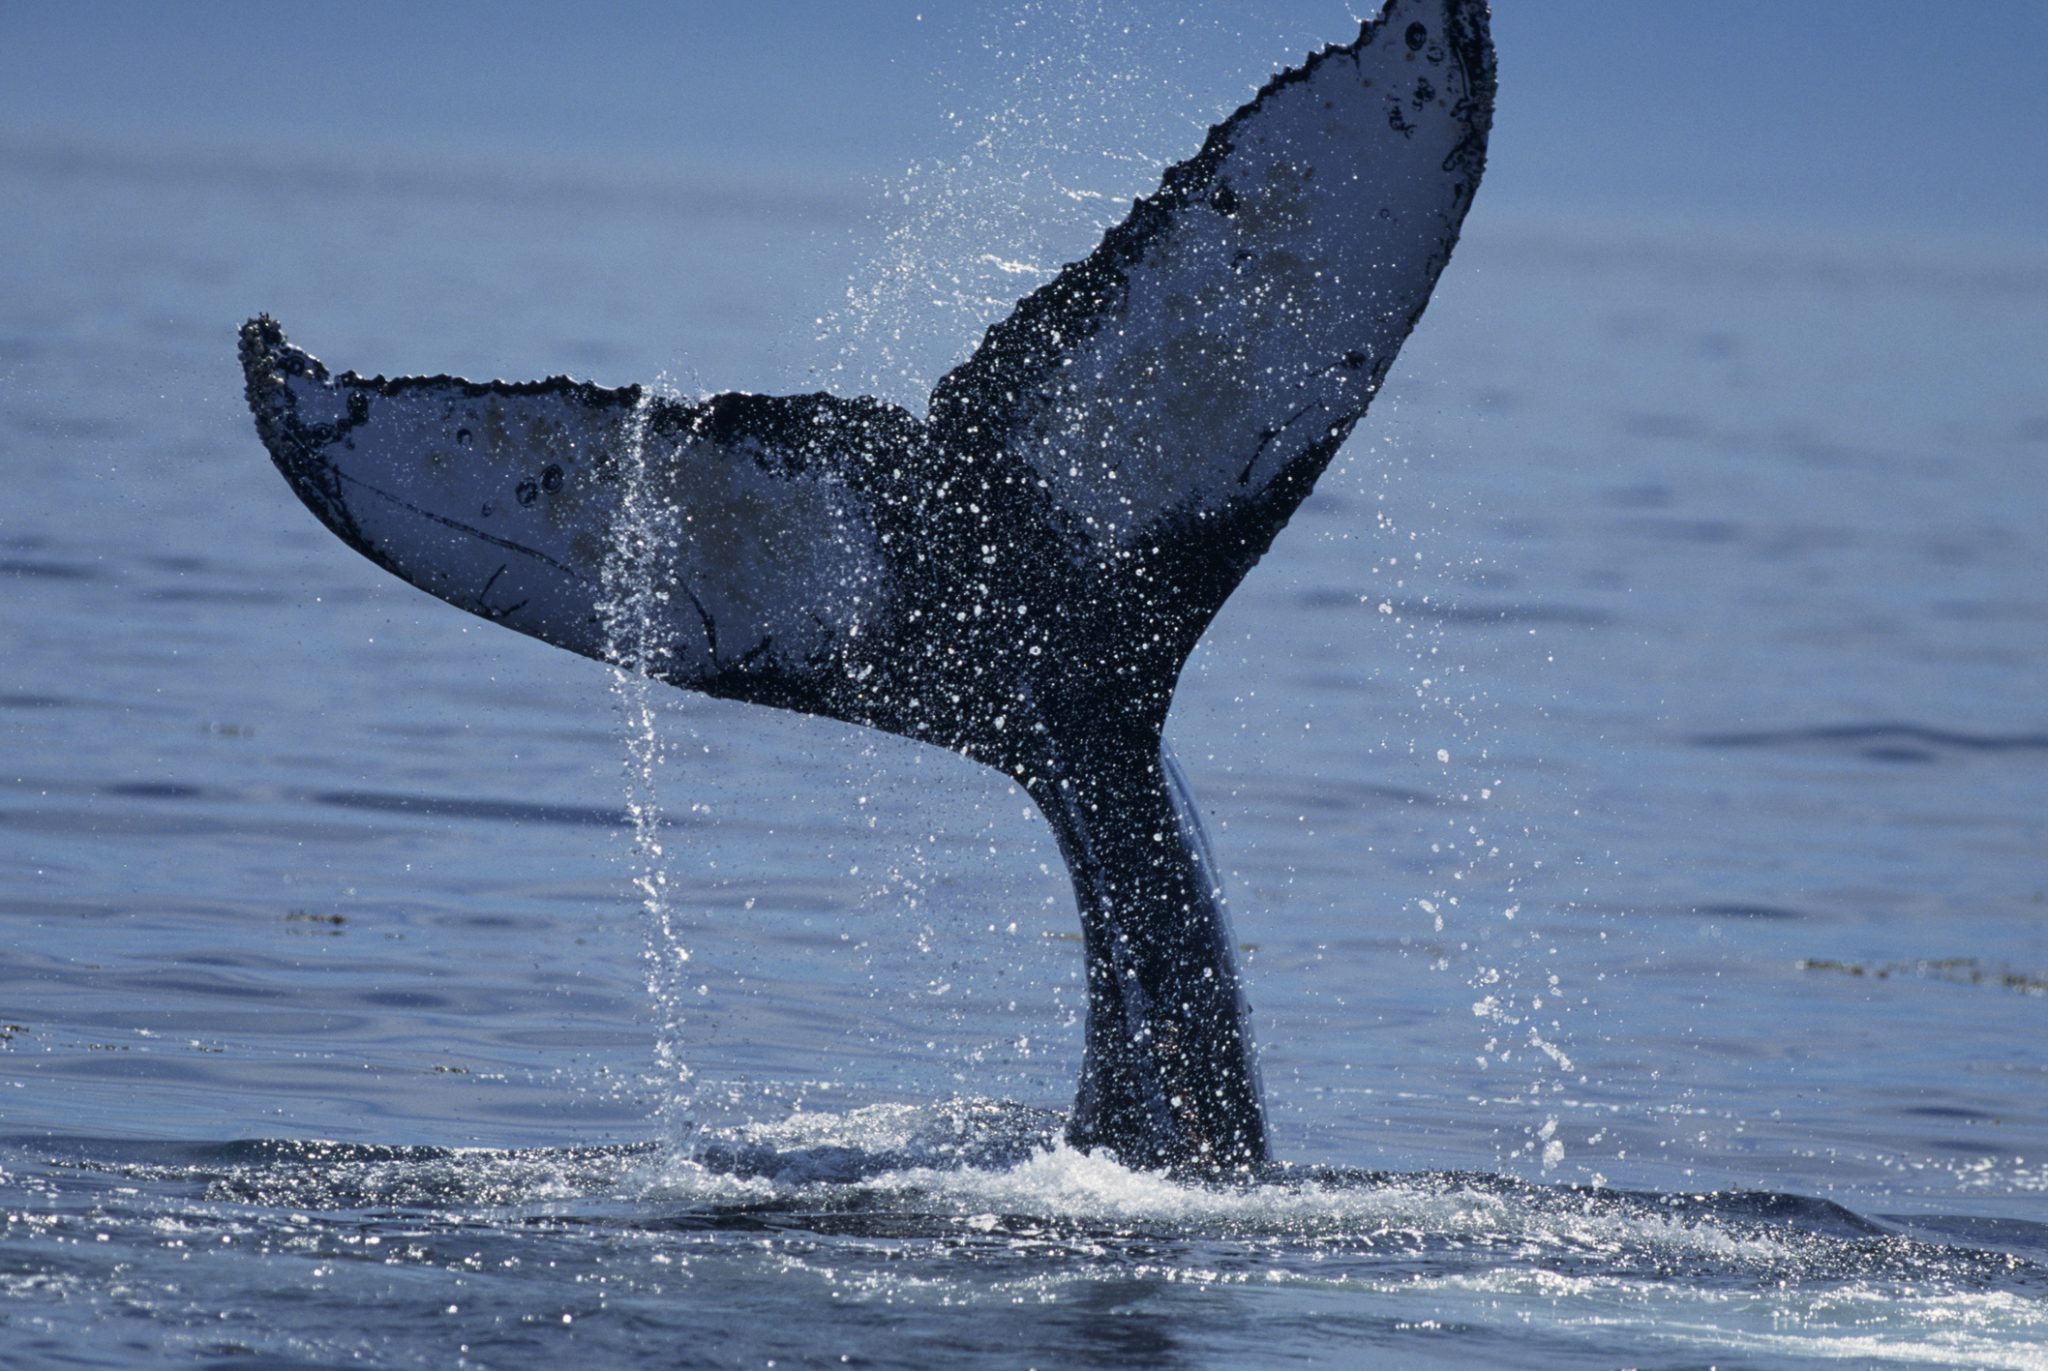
[3,0,2045,250]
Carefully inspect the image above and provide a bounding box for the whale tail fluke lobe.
[240,316,931,727]
[243,0,1493,1176]
[932,0,1492,675]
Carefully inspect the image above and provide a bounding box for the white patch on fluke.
[995,18,1485,539]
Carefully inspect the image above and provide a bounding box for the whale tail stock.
[242,0,1493,1175]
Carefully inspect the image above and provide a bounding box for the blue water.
[5,31,2048,1371]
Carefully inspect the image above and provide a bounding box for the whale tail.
[243,0,1493,1174]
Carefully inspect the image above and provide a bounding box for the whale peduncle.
[1023,734,1269,1174]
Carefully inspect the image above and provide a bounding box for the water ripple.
[1692,722,2048,760]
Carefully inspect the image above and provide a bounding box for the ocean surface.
[4,78,2048,1371]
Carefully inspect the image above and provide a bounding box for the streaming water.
[597,392,696,1149]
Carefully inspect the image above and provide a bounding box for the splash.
[23,1124,2048,1371]
[818,2,1241,407]
[597,389,696,1148]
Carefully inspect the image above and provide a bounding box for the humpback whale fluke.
[241,0,1494,1175]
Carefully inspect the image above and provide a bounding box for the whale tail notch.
[242,0,1493,1175]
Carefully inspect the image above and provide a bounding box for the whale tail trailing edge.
[243,0,1493,1174]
